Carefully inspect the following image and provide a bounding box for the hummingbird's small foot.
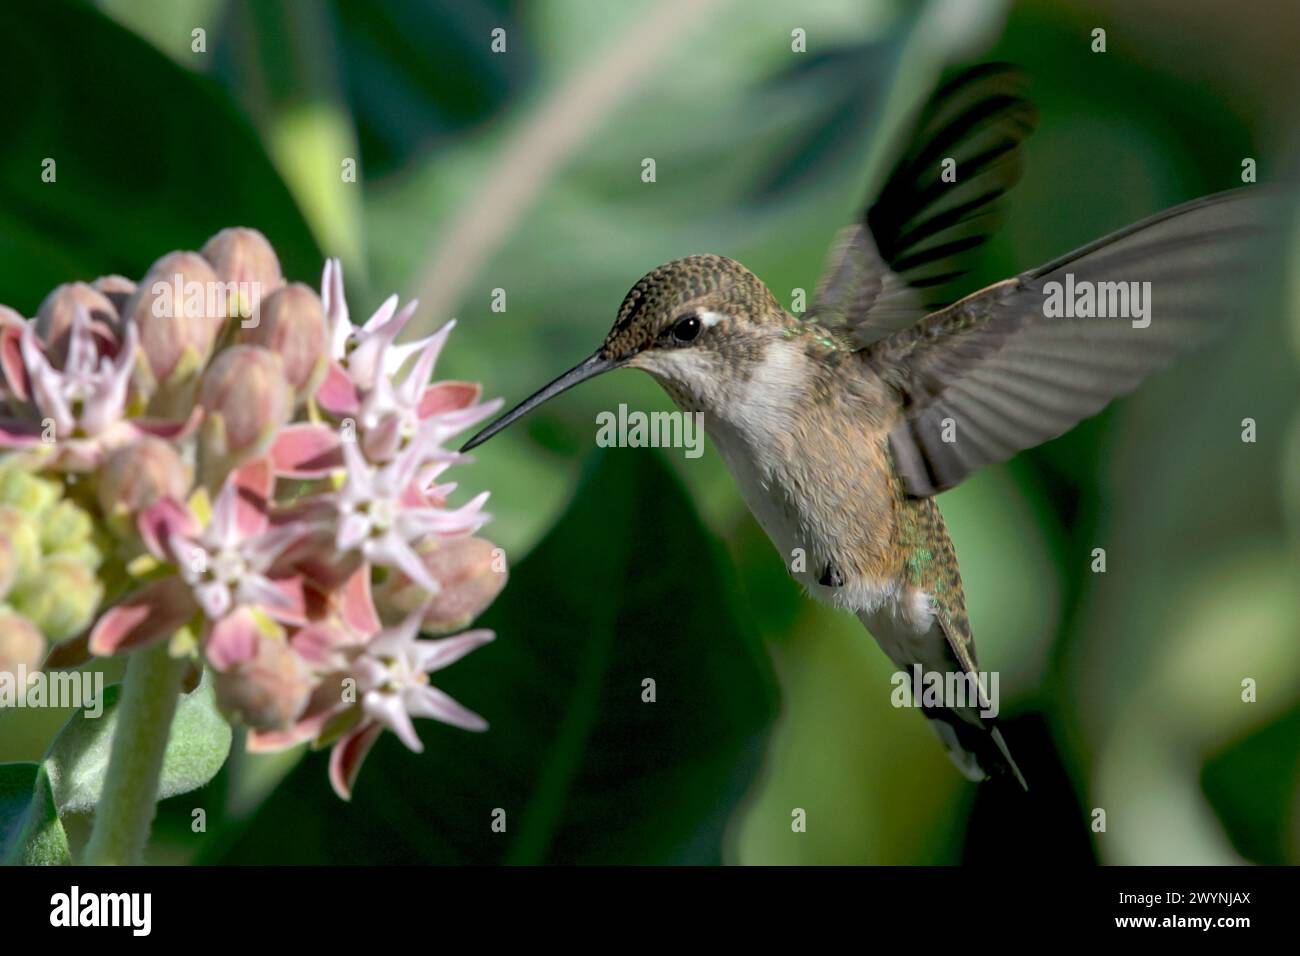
[819,562,844,588]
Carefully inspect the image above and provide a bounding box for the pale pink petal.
[322,258,349,345]
[397,491,490,537]
[365,608,425,656]
[358,409,402,463]
[345,298,404,387]
[248,522,311,570]
[381,331,438,378]
[137,497,199,561]
[78,318,134,436]
[64,306,95,376]
[27,356,73,434]
[269,576,309,624]
[0,324,29,401]
[369,533,442,596]
[316,362,360,416]
[337,512,369,551]
[411,629,495,673]
[338,432,370,498]
[237,573,297,614]
[399,480,435,508]
[271,423,342,478]
[328,721,384,801]
[207,478,243,548]
[231,457,274,537]
[206,608,260,671]
[194,580,233,620]
[364,690,423,752]
[88,578,196,656]
[405,684,489,732]
[418,381,481,418]
[426,398,503,443]
[290,622,358,667]
[360,293,399,334]
[395,321,453,407]
[341,564,382,637]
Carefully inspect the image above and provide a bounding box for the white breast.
[702,345,903,617]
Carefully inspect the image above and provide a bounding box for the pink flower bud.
[240,282,328,402]
[201,227,284,323]
[197,345,292,484]
[98,436,192,521]
[374,536,506,634]
[214,632,312,732]
[35,282,118,367]
[0,611,44,676]
[91,274,137,315]
[123,251,222,389]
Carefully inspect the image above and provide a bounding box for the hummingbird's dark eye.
[671,313,702,343]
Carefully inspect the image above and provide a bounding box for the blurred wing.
[805,224,923,344]
[807,63,1036,347]
[876,187,1279,496]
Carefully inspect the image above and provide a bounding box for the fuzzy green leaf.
[0,763,70,865]
[43,669,232,815]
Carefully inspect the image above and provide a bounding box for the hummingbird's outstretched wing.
[806,62,1036,346]
[875,187,1281,497]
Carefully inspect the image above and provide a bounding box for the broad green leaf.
[0,0,319,316]
[210,449,778,864]
[44,669,232,815]
[1202,705,1300,866]
[0,763,69,866]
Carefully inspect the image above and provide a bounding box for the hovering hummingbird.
[461,64,1275,788]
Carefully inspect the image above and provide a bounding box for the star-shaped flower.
[21,308,135,441]
[332,427,489,594]
[318,258,442,411]
[325,608,493,799]
[355,610,494,750]
[173,475,306,622]
[89,464,309,667]
[0,309,197,470]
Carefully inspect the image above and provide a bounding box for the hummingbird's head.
[461,255,790,451]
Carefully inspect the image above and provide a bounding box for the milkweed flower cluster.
[0,228,507,798]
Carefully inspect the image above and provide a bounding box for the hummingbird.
[461,64,1275,789]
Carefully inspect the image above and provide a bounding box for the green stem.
[83,641,187,866]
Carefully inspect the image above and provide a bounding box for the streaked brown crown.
[599,254,785,360]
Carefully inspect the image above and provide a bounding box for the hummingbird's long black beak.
[460,352,618,452]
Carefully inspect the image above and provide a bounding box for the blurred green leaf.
[0,0,319,316]
[43,670,232,815]
[1202,705,1300,865]
[210,449,778,864]
[329,0,532,177]
[0,763,69,866]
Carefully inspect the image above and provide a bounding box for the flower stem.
[83,641,187,866]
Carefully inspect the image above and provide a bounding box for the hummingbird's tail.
[861,601,1029,791]
[922,706,1028,791]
